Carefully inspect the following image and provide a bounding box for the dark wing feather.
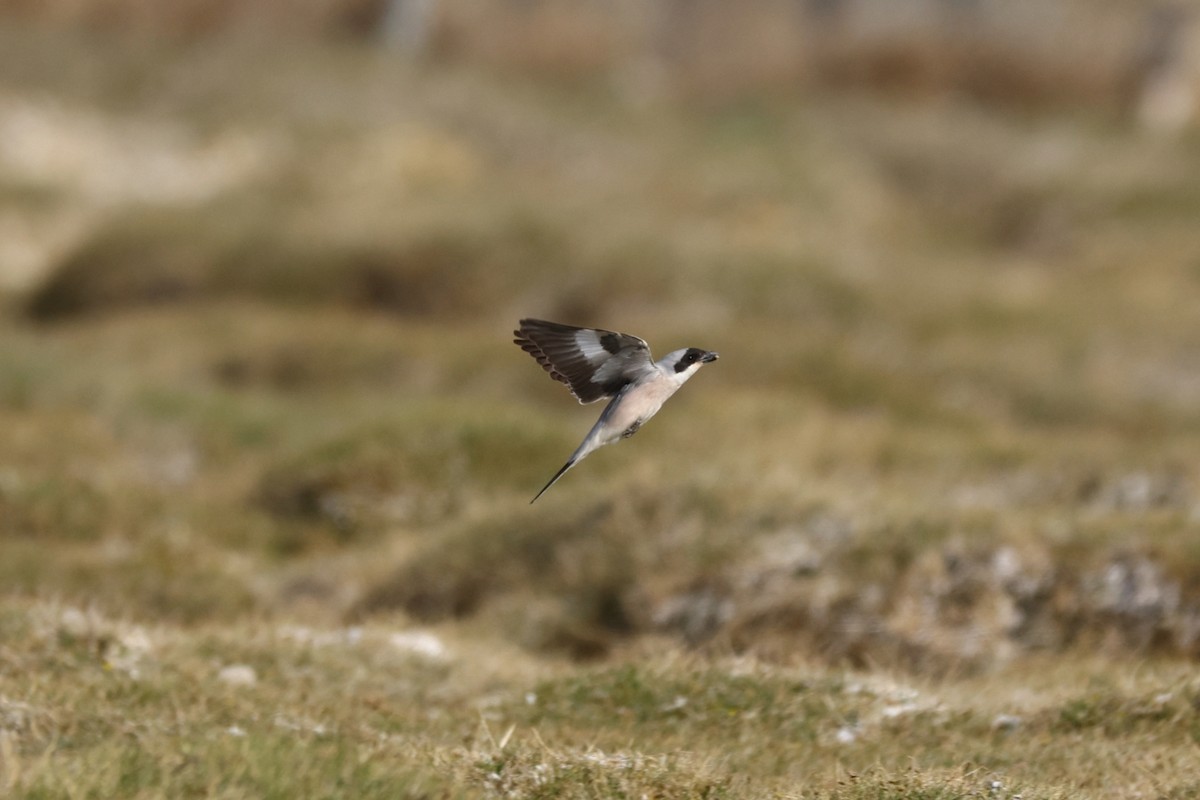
[514,318,653,403]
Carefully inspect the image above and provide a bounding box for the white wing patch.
[573,329,608,362]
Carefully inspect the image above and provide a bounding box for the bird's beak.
[701,351,719,363]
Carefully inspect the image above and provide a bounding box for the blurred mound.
[23,217,213,320]
[254,415,567,537]
[355,481,1200,669]
[22,214,548,321]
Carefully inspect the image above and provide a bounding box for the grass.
[4,602,1199,798]
[3,19,1200,799]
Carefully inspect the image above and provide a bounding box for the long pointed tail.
[531,457,577,503]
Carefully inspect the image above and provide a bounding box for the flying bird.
[514,318,718,503]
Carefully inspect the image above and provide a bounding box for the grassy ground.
[3,22,1200,798]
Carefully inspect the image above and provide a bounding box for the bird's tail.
[531,457,577,503]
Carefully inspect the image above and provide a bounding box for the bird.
[513,318,719,503]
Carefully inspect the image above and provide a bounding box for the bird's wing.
[514,318,655,404]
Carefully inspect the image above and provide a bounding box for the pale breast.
[604,379,679,440]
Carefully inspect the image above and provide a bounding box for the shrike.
[514,318,718,503]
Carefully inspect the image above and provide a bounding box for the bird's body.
[514,318,718,502]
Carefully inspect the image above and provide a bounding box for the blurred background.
[4,0,1200,673]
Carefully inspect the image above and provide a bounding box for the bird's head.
[664,347,719,376]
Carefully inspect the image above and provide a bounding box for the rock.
[217,664,257,687]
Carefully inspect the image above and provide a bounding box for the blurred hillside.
[3,0,1200,116]
[3,7,1200,797]
[3,0,1200,649]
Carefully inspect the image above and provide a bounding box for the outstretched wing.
[514,318,655,403]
